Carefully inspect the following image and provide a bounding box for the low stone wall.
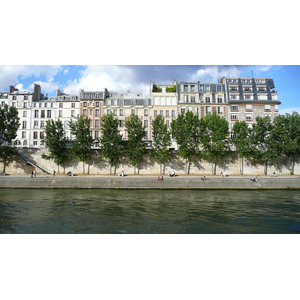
[0,175,299,189]
[1,148,300,176]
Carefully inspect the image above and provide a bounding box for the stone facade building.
[1,76,281,150]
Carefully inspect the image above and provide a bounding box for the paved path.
[1,175,300,189]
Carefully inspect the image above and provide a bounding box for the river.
[0,189,300,233]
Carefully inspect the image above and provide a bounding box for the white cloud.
[0,65,62,91]
[279,107,300,115]
[65,65,150,96]
[188,66,241,83]
[257,65,273,72]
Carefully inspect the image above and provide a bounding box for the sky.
[0,65,299,114]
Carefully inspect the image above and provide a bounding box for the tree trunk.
[292,156,295,175]
[241,156,244,175]
[186,159,191,175]
[264,160,268,175]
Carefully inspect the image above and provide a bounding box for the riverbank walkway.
[0,174,300,189]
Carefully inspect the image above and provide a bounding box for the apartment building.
[149,81,178,149]
[221,77,280,131]
[178,81,227,118]
[78,89,109,143]
[49,89,80,141]
[103,92,153,147]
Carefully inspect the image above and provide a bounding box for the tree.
[249,116,275,175]
[171,111,201,174]
[124,114,146,174]
[270,114,300,174]
[200,112,231,175]
[100,113,123,174]
[42,119,68,174]
[0,105,20,173]
[232,120,253,175]
[0,105,20,145]
[151,114,171,174]
[68,115,94,174]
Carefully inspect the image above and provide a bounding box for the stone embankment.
[0,175,300,189]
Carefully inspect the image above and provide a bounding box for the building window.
[119,109,124,116]
[144,109,148,116]
[33,132,38,139]
[246,114,252,120]
[166,120,170,128]
[231,105,239,111]
[184,95,189,102]
[59,110,63,117]
[95,109,99,117]
[244,95,252,100]
[131,109,135,115]
[41,110,45,118]
[71,110,75,117]
[95,131,99,138]
[96,102,99,107]
[113,109,117,116]
[218,107,223,114]
[23,102,27,108]
[231,114,238,120]
[47,110,51,118]
[12,96,17,100]
[23,111,27,117]
[34,121,38,128]
[166,110,170,117]
[95,120,99,128]
[172,110,176,118]
[59,103,63,108]
[90,109,93,115]
[22,131,26,138]
[205,97,210,103]
[144,120,148,128]
[205,85,210,92]
[265,105,271,111]
[83,102,87,107]
[22,121,27,129]
[206,106,211,114]
[154,110,157,117]
[246,104,252,110]
[217,96,223,103]
[83,109,87,116]
[191,96,195,103]
[40,121,45,128]
[217,85,222,92]
[160,110,163,116]
[40,132,44,139]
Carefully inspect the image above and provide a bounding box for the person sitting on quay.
[119,171,125,177]
[251,176,258,182]
[157,176,164,182]
[168,171,176,177]
[269,172,277,177]
[201,175,208,181]
[67,171,73,176]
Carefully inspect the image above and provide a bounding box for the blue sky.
[0,65,298,114]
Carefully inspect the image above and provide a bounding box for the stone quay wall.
[1,148,300,176]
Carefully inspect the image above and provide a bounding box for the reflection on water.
[0,189,300,233]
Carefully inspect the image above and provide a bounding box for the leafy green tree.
[232,120,253,175]
[151,114,171,174]
[100,113,123,174]
[270,114,300,174]
[250,116,275,175]
[0,105,20,145]
[0,105,20,173]
[68,115,94,174]
[171,111,201,174]
[124,114,146,174]
[200,112,231,175]
[42,119,68,174]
